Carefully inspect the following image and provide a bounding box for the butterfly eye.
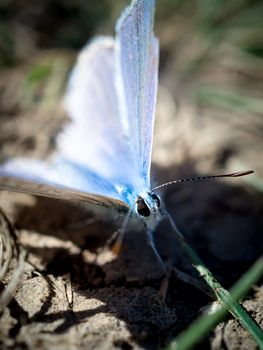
[136,198,151,217]
[150,193,160,207]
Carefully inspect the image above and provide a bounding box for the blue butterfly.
[0,0,252,269]
[0,0,166,262]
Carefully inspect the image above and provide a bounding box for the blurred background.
[0,1,262,348]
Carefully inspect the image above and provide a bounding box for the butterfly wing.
[59,37,136,187]
[0,0,159,209]
[116,0,159,188]
[0,158,129,212]
[0,38,136,206]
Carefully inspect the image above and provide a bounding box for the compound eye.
[151,193,161,207]
[136,198,151,217]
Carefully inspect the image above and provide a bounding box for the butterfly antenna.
[112,206,134,256]
[151,170,254,192]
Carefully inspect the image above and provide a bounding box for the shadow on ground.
[1,160,262,349]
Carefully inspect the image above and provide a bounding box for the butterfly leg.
[161,212,213,296]
[145,229,167,276]
[145,229,172,297]
[172,267,214,298]
[103,228,120,250]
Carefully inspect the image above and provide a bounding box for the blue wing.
[116,0,158,188]
[0,0,159,208]
[0,38,137,206]
[0,157,129,210]
[60,37,136,187]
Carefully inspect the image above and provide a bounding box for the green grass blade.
[165,257,263,350]
[195,87,263,115]
[167,215,263,348]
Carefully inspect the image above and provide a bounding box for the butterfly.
[0,0,252,271]
[0,0,167,263]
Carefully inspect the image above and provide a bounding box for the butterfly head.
[135,192,163,228]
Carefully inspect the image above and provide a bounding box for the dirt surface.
[0,2,263,349]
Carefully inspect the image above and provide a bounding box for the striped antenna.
[151,170,254,192]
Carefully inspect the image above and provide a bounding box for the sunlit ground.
[0,1,262,349]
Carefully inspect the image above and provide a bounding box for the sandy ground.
[0,24,263,350]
